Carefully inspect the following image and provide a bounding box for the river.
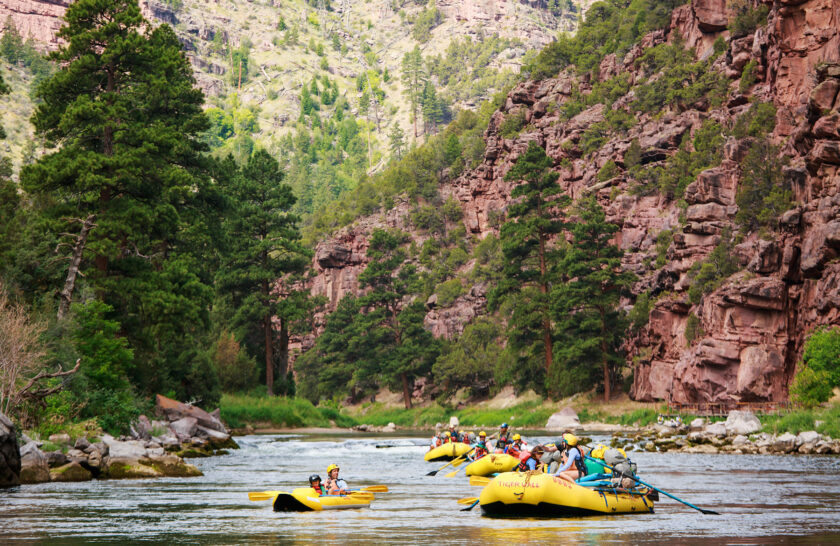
[3,432,840,544]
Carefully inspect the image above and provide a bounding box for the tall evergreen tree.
[20,0,223,403]
[388,123,406,160]
[551,196,635,402]
[401,46,426,138]
[215,149,309,395]
[491,142,566,388]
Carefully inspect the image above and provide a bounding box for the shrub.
[739,60,758,93]
[211,331,258,392]
[628,292,652,331]
[732,101,777,139]
[597,160,620,182]
[499,109,527,139]
[412,7,442,43]
[685,313,704,344]
[728,0,770,38]
[686,231,739,304]
[436,278,464,306]
[735,138,792,233]
[654,229,673,268]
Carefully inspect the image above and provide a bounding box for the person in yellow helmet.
[468,431,489,460]
[324,463,348,495]
[507,433,526,457]
[553,433,588,483]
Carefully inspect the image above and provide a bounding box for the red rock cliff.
[302,0,840,405]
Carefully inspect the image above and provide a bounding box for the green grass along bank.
[219,394,840,439]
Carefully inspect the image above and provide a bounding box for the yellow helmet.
[459,430,465,434]
[479,431,486,437]
[326,464,339,474]
[444,431,451,437]
[512,434,521,441]
[563,433,578,447]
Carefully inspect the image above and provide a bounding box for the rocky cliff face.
[301,0,840,405]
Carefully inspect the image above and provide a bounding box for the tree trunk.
[601,309,610,402]
[538,233,553,372]
[278,317,289,388]
[401,371,411,409]
[57,215,96,320]
[265,313,274,396]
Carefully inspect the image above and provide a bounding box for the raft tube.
[464,454,519,476]
[424,442,472,462]
[478,472,655,517]
[273,488,372,512]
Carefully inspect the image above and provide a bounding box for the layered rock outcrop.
[296,0,840,405]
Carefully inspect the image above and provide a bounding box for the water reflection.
[2,433,840,544]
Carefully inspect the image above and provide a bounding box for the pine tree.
[20,0,223,403]
[551,196,635,402]
[215,149,309,395]
[491,142,567,388]
[356,229,438,408]
[388,123,406,159]
[401,46,427,138]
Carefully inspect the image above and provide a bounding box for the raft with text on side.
[425,442,473,462]
[464,453,520,476]
[476,471,656,517]
[273,488,373,512]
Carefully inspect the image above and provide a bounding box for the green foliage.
[632,39,729,113]
[219,394,357,428]
[684,313,703,344]
[686,230,739,304]
[388,123,406,159]
[0,18,54,90]
[431,318,510,396]
[632,119,724,200]
[523,0,684,80]
[734,138,792,233]
[552,197,636,400]
[230,41,251,86]
[654,229,673,268]
[211,330,258,392]
[732,101,777,139]
[790,327,840,406]
[435,278,464,306]
[597,160,619,182]
[348,399,558,428]
[499,109,527,139]
[628,292,652,332]
[426,34,521,104]
[739,60,758,94]
[728,0,769,38]
[412,6,442,43]
[761,406,840,438]
[624,139,642,169]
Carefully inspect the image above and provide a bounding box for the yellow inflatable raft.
[464,454,520,476]
[477,472,655,517]
[424,442,472,462]
[272,488,372,512]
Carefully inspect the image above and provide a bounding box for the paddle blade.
[460,499,481,512]
[450,457,466,468]
[700,508,720,515]
[360,485,389,493]
[248,491,282,501]
[469,476,491,487]
[426,470,439,476]
[445,467,462,478]
[457,497,479,505]
[346,492,374,500]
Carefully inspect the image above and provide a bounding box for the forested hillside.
[2,0,840,439]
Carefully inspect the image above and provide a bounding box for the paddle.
[457,497,481,512]
[469,475,491,487]
[583,455,719,515]
[445,464,465,478]
[426,458,460,476]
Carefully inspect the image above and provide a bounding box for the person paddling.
[507,433,526,456]
[468,431,489,460]
[517,445,545,471]
[309,474,326,496]
[491,423,511,452]
[324,464,348,495]
[553,433,587,483]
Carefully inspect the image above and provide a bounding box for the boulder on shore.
[155,394,226,433]
[50,461,93,482]
[104,455,202,479]
[545,407,580,431]
[0,413,21,487]
[19,442,50,484]
[724,411,762,435]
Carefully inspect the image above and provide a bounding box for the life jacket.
[496,433,510,451]
[565,446,587,477]
[506,444,521,457]
[517,450,537,471]
[473,443,488,458]
[311,484,326,496]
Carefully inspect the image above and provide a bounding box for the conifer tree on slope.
[21,0,223,402]
[216,149,308,396]
[491,141,567,388]
[356,229,439,408]
[551,196,635,402]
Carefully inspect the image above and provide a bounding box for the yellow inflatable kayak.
[464,454,520,476]
[272,488,372,512]
[424,442,472,462]
[478,472,655,517]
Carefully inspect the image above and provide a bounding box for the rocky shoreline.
[6,395,239,486]
[608,411,840,456]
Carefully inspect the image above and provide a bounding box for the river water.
[3,432,840,544]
